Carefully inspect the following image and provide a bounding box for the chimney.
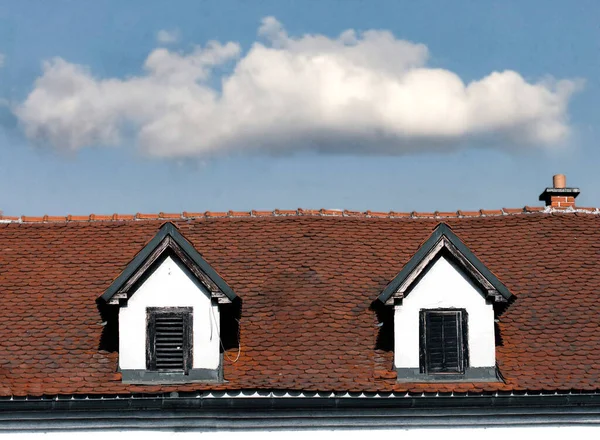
[539,174,580,209]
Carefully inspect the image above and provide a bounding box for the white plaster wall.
[394,256,495,369]
[119,256,220,370]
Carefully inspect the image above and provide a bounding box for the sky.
[1,0,599,216]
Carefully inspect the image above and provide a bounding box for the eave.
[2,392,600,431]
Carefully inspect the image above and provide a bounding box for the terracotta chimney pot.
[553,174,566,189]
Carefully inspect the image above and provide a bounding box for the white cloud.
[15,17,582,157]
[156,29,179,45]
[0,53,5,68]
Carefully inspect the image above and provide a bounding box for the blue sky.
[0,0,599,216]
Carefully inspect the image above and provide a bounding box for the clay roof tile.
[3,206,600,395]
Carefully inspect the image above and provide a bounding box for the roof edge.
[3,393,600,431]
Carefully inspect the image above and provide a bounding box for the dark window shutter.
[147,308,193,373]
[420,310,467,374]
[147,312,157,371]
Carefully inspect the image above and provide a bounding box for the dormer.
[378,223,513,382]
[101,222,237,384]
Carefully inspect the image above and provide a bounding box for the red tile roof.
[1,209,600,396]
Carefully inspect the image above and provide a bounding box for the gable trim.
[101,222,237,305]
[377,223,513,305]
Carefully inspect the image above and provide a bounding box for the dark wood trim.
[419,311,426,374]
[182,311,193,374]
[116,237,222,301]
[393,238,501,304]
[102,222,237,304]
[146,312,157,371]
[462,309,469,370]
[379,223,513,305]
[125,238,172,300]
[169,237,221,296]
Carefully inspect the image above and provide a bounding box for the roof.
[3,205,600,223]
[1,209,600,396]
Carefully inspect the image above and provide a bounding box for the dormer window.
[101,222,238,384]
[147,307,193,373]
[420,309,467,375]
[378,223,514,382]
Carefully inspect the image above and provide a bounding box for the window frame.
[146,307,193,374]
[419,308,469,375]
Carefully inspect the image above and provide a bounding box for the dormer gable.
[378,223,513,306]
[102,222,237,306]
[378,223,514,382]
[101,222,238,384]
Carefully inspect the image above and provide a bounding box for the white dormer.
[378,224,513,382]
[101,222,237,384]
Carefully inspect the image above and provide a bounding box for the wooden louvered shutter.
[420,310,467,374]
[147,308,193,374]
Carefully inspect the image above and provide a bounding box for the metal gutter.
[2,394,600,431]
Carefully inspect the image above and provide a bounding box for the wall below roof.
[394,256,495,369]
[119,256,220,371]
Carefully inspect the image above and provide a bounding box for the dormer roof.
[378,223,514,305]
[101,222,237,306]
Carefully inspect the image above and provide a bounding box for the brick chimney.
[539,174,580,209]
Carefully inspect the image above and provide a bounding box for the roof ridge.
[1,206,599,224]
